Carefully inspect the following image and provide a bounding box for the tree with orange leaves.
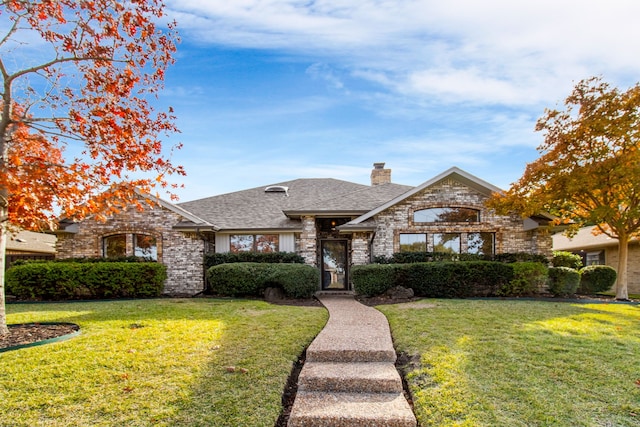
[488,77,640,301]
[0,0,183,334]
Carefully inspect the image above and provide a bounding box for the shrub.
[206,263,319,298]
[351,264,401,296]
[374,252,548,265]
[464,261,514,296]
[578,265,617,294]
[5,262,166,300]
[404,262,472,298]
[552,251,583,269]
[547,266,580,296]
[499,262,548,296]
[204,252,304,269]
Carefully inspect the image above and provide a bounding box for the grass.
[379,299,640,427]
[0,298,327,427]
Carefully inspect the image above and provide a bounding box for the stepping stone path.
[288,294,417,427]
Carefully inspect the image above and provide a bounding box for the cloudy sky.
[158,0,640,201]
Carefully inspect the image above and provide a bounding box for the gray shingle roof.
[177,178,412,231]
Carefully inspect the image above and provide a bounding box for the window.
[433,233,461,253]
[102,233,157,260]
[103,234,126,258]
[586,251,605,265]
[414,207,480,223]
[467,232,495,255]
[230,234,279,253]
[399,233,427,252]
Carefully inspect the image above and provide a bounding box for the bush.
[464,261,514,296]
[351,264,401,296]
[547,266,581,296]
[578,265,617,294]
[204,252,304,269]
[403,262,472,298]
[552,251,583,269]
[374,252,548,265]
[5,262,166,300]
[206,263,319,298]
[499,262,548,296]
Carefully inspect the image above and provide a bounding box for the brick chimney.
[370,162,391,186]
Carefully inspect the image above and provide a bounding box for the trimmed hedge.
[207,263,319,298]
[547,266,581,296]
[552,251,583,269]
[204,252,304,269]
[373,252,548,264]
[351,261,516,298]
[6,262,166,300]
[579,265,617,294]
[499,262,549,296]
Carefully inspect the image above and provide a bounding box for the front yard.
[380,299,640,426]
[0,299,327,427]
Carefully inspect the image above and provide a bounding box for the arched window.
[414,207,480,223]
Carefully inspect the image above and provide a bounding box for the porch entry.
[321,239,348,290]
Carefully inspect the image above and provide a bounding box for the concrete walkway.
[287,294,417,427]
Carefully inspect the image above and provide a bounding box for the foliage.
[498,262,549,296]
[380,300,640,426]
[351,264,401,296]
[207,263,319,298]
[373,252,548,264]
[463,261,514,296]
[547,266,581,296]
[579,265,617,294]
[5,261,166,299]
[0,0,182,333]
[204,252,304,269]
[552,251,583,269]
[488,77,640,300]
[2,299,327,426]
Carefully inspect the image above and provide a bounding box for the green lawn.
[0,299,327,427]
[379,299,640,427]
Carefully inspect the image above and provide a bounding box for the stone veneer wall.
[299,216,317,266]
[370,178,552,260]
[56,204,206,295]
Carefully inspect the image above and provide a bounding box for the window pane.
[467,232,494,255]
[433,233,461,253]
[134,234,157,260]
[256,235,279,253]
[104,234,126,258]
[230,235,254,253]
[414,207,479,223]
[399,234,427,252]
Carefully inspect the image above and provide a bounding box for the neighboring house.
[56,164,553,295]
[5,229,56,269]
[553,225,640,294]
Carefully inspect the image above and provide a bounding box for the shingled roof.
[177,178,412,231]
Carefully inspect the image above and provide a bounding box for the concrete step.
[298,362,403,393]
[306,346,397,363]
[288,391,416,427]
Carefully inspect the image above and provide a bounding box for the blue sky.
[158,0,640,202]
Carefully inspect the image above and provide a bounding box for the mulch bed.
[0,323,79,350]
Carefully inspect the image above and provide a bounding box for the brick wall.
[605,243,640,294]
[56,204,206,296]
[369,178,552,260]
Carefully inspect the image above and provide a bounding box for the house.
[55,164,553,295]
[4,229,56,270]
[553,225,640,294]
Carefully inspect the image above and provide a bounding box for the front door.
[321,240,348,290]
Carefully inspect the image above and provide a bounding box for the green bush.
[552,251,583,269]
[351,264,401,296]
[464,261,514,296]
[499,262,549,296]
[578,265,617,294]
[206,263,319,298]
[403,262,472,298]
[5,262,166,300]
[547,266,581,296]
[204,252,304,269]
[374,252,548,265]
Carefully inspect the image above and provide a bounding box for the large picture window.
[399,233,427,252]
[467,232,495,255]
[134,234,158,260]
[414,207,480,223]
[433,233,461,253]
[102,233,158,260]
[103,234,126,258]
[230,234,279,253]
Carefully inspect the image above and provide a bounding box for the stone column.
[299,216,317,266]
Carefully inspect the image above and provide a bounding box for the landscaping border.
[0,323,81,353]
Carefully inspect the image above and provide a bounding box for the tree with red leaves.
[0,0,183,334]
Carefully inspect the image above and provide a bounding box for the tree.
[0,0,183,335]
[488,77,640,300]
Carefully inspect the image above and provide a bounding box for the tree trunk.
[615,236,630,300]
[0,217,8,335]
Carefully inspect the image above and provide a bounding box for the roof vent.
[264,185,289,196]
